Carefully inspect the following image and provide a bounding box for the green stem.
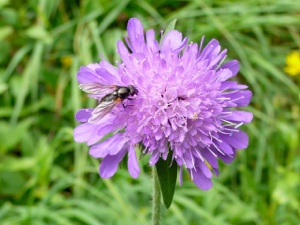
[152,166,161,225]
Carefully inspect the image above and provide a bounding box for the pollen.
[192,112,198,121]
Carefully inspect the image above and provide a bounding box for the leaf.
[0,26,13,41]
[25,25,52,44]
[0,171,27,195]
[0,0,9,8]
[164,19,177,35]
[155,151,177,208]
[159,19,177,46]
[0,81,8,94]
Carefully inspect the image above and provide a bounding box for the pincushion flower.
[74,18,253,190]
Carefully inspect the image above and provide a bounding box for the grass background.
[1,0,300,224]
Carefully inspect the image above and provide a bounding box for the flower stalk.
[152,166,161,225]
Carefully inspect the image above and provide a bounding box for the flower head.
[284,51,300,76]
[74,18,253,190]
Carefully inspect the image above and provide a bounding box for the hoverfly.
[79,83,138,123]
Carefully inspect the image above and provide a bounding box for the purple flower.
[74,18,253,190]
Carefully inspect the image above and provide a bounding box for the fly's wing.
[79,83,117,95]
[88,98,121,123]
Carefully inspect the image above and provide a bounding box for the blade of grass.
[10,43,43,124]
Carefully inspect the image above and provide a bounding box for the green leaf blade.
[155,152,177,209]
[159,19,177,45]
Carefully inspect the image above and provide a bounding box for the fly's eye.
[128,85,138,95]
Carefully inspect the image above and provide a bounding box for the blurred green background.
[1,0,300,224]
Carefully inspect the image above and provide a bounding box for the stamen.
[220,111,232,116]
[234,122,244,128]
[209,131,213,142]
[212,135,223,143]
[113,127,124,134]
[199,36,205,53]
[216,129,232,135]
[216,97,231,101]
[216,55,227,70]
[211,142,225,155]
[182,157,187,168]
[143,136,151,150]
[222,90,239,95]
[194,148,204,161]
[220,119,237,126]
[207,147,217,157]
[222,127,239,132]
[190,169,194,180]
[189,150,195,170]
[230,95,244,102]
[219,114,234,119]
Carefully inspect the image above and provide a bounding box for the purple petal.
[128,145,140,178]
[74,123,101,146]
[110,138,129,156]
[222,111,253,123]
[197,159,213,179]
[201,147,218,169]
[223,90,252,107]
[95,68,120,84]
[161,30,184,52]
[220,130,249,150]
[182,43,198,61]
[211,142,236,164]
[190,169,213,190]
[89,144,110,158]
[97,124,117,139]
[221,60,240,77]
[149,150,160,166]
[173,37,188,53]
[89,133,126,158]
[99,60,118,77]
[146,29,159,52]
[75,109,93,122]
[217,140,234,154]
[220,81,248,91]
[127,18,145,52]
[117,40,130,64]
[183,150,194,169]
[99,148,127,178]
[77,64,102,84]
[213,168,220,176]
[199,39,220,61]
[217,150,236,164]
[234,90,252,107]
[209,49,227,69]
[216,68,234,82]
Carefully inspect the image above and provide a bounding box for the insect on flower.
[74,18,253,191]
[79,83,138,123]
